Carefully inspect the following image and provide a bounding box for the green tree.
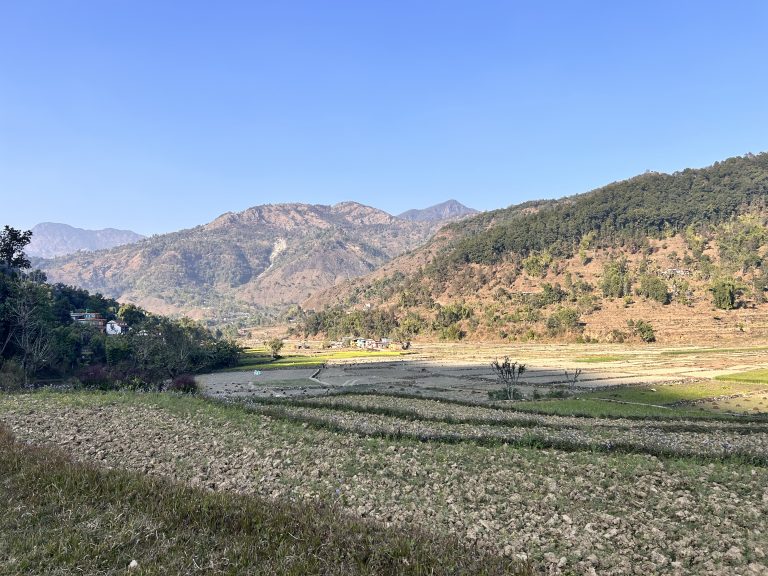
[711,279,737,310]
[601,257,632,298]
[267,338,284,359]
[628,319,656,342]
[638,275,670,304]
[0,226,32,270]
[118,303,147,326]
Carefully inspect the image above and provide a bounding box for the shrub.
[439,324,465,341]
[488,387,523,400]
[75,364,114,390]
[546,307,582,335]
[522,251,552,278]
[0,360,25,391]
[267,338,284,359]
[628,319,656,343]
[167,374,198,394]
[433,303,473,328]
[711,279,737,310]
[638,275,670,304]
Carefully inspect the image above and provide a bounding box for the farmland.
[3,342,768,575]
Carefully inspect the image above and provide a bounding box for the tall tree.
[0,226,33,270]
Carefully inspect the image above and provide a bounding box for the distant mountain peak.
[27,222,145,259]
[397,200,478,222]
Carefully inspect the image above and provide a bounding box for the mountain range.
[27,222,145,259]
[34,201,476,323]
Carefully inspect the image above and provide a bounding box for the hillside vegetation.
[36,202,463,327]
[303,153,768,344]
[0,226,240,389]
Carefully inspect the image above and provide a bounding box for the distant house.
[105,320,128,335]
[70,311,107,331]
[663,268,692,278]
[355,338,391,350]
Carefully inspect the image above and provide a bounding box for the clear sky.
[2,1,767,235]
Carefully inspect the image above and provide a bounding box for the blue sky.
[2,1,767,235]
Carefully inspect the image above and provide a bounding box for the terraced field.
[2,390,767,575]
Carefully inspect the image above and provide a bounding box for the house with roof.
[70,310,107,331]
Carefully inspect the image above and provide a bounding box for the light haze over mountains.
[32,200,477,322]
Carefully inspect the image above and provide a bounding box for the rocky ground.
[2,392,767,575]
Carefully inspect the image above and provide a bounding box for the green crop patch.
[662,346,768,357]
[574,355,629,363]
[226,348,405,371]
[715,369,768,385]
[581,381,765,406]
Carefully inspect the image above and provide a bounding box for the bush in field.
[488,387,523,400]
[628,319,656,342]
[167,374,198,394]
[267,338,284,359]
[491,357,526,400]
[439,324,465,341]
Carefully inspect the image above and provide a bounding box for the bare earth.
[197,341,768,402]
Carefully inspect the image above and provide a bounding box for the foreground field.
[1,391,767,575]
[0,421,520,576]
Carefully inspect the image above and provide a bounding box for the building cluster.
[69,311,127,335]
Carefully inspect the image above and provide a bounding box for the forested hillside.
[0,226,240,389]
[302,153,768,344]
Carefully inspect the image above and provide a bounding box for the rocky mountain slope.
[303,153,768,344]
[27,222,144,258]
[397,200,478,222]
[35,202,464,323]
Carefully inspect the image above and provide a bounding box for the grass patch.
[305,389,764,422]
[0,423,528,576]
[661,346,768,356]
[507,398,722,419]
[581,381,767,405]
[574,355,628,363]
[231,349,405,371]
[715,369,768,385]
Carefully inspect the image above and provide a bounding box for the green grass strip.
[312,389,765,423]
[715,369,768,385]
